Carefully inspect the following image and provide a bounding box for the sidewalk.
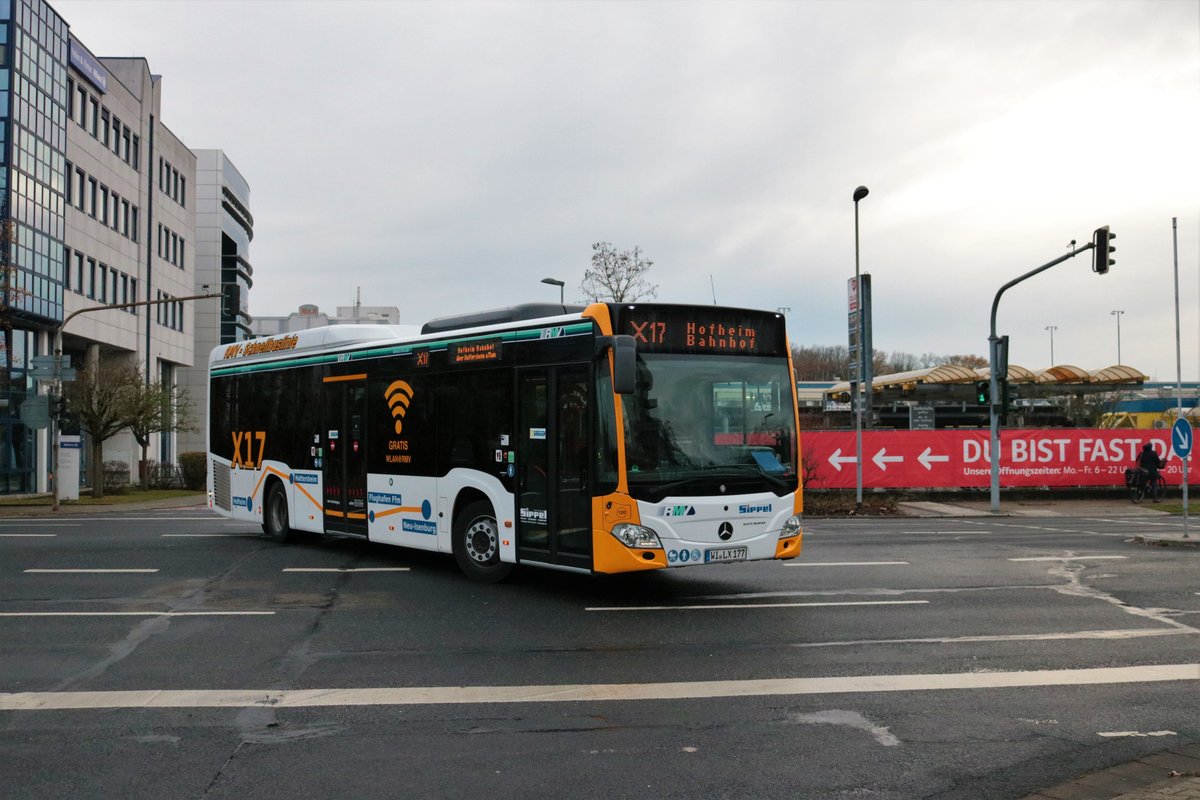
[0,493,207,517]
[895,497,1199,547]
[1021,743,1200,800]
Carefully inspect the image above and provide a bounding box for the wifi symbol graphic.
[385,380,414,435]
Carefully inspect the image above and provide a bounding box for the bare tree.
[127,372,195,484]
[64,362,140,499]
[579,242,657,303]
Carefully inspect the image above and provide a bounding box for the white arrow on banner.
[872,448,904,470]
[828,448,858,472]
[918,447,950,471]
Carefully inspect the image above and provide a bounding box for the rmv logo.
[662,505,696,517]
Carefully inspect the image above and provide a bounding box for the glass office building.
[0,0,68,493]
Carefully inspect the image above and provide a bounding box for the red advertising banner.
[802,429,1197,490]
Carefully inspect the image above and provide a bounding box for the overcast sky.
[57,0,1199,380]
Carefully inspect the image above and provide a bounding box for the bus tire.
[263,481,293,543]
[453,500,513,583]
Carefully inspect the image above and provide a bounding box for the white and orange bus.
[207,302,803,581]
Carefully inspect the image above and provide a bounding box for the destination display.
[612,305,786,356]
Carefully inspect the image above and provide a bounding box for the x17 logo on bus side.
[231,431,266,469]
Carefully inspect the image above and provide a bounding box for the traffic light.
[975,381,990,405]
[49,394,67,419]
[1092,225,1115,274]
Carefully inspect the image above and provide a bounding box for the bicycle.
[1125,467,1167,504]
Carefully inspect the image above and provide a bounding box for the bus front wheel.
[453,501,513,583]
[263,481,293,543]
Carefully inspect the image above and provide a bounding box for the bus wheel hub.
[466,521,497,562]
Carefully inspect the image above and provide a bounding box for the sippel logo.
[738,504,772,514]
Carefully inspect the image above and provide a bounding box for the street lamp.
[852,185,869,511]
[1044,325,1057,364]
[541,277,565,304]
[1110,310,1124,364]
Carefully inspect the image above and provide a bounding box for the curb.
[1131,534,1200,548]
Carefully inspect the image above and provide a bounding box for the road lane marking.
[1097,730,1177,738]
[0,533,57,537]
[786,561,909,567]
[161,534,245,538]
[282,567,410,573]
[1008,556,1128,562]
[2,663,1195,710]
[786,628,1193,649]
[22,568,159,573]
[0,611,274,617]
[586,600,929,612]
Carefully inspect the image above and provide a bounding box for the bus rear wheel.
[263,481,293,543]
[453,501,513,583]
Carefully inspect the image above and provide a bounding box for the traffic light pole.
[988,243,1097,512]
[50,292,221,511]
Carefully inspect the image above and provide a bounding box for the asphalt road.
[1,510,1197,799]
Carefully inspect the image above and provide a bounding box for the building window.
[87,258,96,299]
[97,264,107,302]
[74,252,83,294]
[130,279,137,313]
[99,187,108,225]
[87,177,96,217]
[100,109,109,147]
[88,97,98,138]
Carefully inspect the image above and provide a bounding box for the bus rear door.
[323,374,368,536]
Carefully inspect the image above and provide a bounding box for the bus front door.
[516,365,592,570]
[322,375,368,536]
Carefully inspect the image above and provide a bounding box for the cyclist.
[1136,443,1165,500]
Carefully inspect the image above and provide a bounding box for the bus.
[207,302,803,581]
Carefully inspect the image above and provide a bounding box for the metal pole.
[1111,310,1124,364]
[1172,217,1189,538]
[853,193,864,510]
[989,245,1093,511]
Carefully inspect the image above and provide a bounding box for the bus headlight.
[779,515,802,539]
[611,523,662,549]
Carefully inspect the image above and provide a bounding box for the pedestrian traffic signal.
[975,381,989,405]
[50,394,67,419]
[1092,225,1115,274]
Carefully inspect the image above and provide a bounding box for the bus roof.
[421,303,586,335]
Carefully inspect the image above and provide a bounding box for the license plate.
[705,546,748,563]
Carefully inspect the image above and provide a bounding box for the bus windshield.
[620,353,797,502]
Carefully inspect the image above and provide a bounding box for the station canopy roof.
[826,363,1148,397]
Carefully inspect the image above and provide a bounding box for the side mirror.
[598,335,637,394]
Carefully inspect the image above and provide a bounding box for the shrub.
[103,460,131,494]
[179,452,207,491]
